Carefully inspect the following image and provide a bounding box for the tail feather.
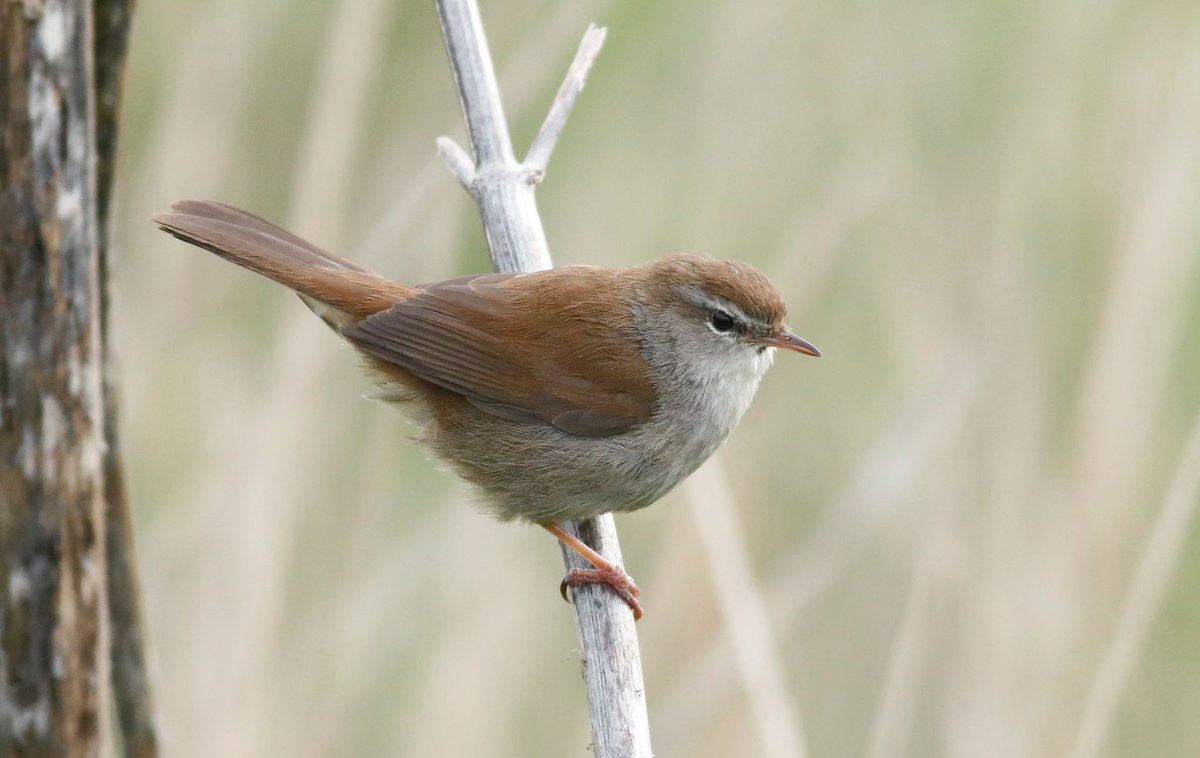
[153,200,413,324]
[165,200,369,273]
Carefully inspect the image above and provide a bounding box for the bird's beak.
[760,330,821,357]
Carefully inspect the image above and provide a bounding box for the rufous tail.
[153,200,413,326]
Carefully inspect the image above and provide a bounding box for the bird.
[153,199,820,619]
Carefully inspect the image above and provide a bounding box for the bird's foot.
[560,565,644,621]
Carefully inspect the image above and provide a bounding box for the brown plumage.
[153,199,819,619]
[344,268,656,437]
[155,201,658,438]
[155,200,412,323]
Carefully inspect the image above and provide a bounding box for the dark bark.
[93,2,158,756]
[0,0,150,754]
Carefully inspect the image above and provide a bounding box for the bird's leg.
[542,523,643,621]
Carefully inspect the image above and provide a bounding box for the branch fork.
[432,3,651,756]
[436,23,607,194]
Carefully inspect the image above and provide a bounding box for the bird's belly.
[413,354,763,523]
[428,412,730,524]
[487,399,737,523]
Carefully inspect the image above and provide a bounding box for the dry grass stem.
[686,459,810,758]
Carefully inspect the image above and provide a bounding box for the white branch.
[524,24,607,177]
[432,3,652,757]
[435,136,476,190]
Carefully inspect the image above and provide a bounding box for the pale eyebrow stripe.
[680,285,774,333]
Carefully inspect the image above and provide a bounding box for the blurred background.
[115,0,1200,755]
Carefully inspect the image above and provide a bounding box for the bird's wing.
[341,268,657,437]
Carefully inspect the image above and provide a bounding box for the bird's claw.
[559,565,644,621]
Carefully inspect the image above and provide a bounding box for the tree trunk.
[0,1,152,755]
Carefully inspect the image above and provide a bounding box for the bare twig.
[524,23,607,176]
[435,136,476,189]
[431,2,652,756]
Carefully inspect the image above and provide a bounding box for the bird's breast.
[622,347,774,507]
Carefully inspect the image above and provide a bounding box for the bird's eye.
[710,310,735,332]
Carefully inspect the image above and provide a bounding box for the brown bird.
[154,200,820,619]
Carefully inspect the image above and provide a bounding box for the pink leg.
[542,523,643,621]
